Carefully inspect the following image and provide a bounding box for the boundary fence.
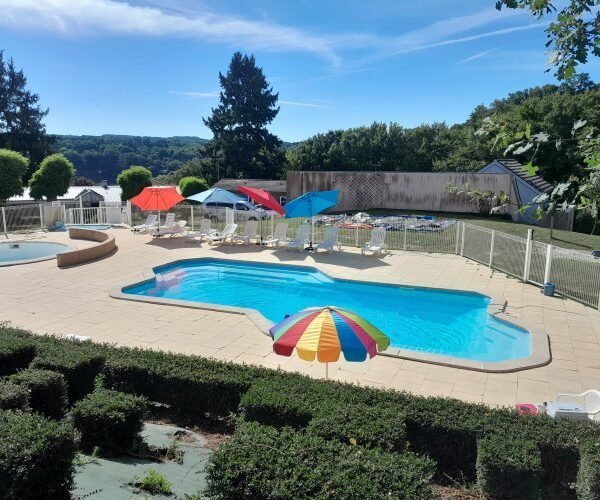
[4,202,600,309]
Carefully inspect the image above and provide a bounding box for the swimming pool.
[0,241,68,266]
[121,259,534,364]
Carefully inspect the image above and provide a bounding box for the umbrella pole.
[325,362,328,380]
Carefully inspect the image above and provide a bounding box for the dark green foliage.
[72,389,146,453]
[116,165,152,200]
[203,52,284,179]
[206,421,435,500]
[10,368,67,418]
[0,51,51,172]
[0,148,28,203]
[476,436,542,499]
[0,380,29,410]
[31,341,105,403]
[0,410,76,500]
[28,153,76,201]
[0,331,36,375]
[577,439,600,500]
[307,404,407,452]
[178,176,209,197]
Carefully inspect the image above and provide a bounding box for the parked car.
[201,200,269,221]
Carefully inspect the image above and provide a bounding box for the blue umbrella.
[186,188,245,205]
[284,190,339,249]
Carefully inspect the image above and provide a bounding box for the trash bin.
[544,283,556,297]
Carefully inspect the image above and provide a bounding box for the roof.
[212,178,286,193]
[8,185,122,203]
[483,159,553,194]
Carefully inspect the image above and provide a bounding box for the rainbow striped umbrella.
[270,306,390,377]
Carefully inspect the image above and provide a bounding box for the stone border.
[0,240,70,267]
[110,257,551,373]
[56,228,117,267]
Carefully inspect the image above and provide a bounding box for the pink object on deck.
[516,403,539,416]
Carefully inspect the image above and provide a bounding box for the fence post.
[543,244,553,284]
[126,201,132,226]
[270,213,274,239]
[190,205,195,231]
[489,230,496,268]
[62,204,66,223]
[79,198,84,225]
[455,222,460,254]
[460,222,465,257]
[39,204,44,229]
[523,228,533,282]
[403,222,407,251]
[355,226,359,248]
[1,206,6,236]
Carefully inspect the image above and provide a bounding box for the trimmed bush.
[72,389,147,453]
[476,436,542,499]
[577,440,600,500]
[0,380,29,411]
[308,403,407,452]
[31,341,104,403]
[0,330,36,375]
[206,422,435,500]
[10,368,68,418]
[0,410,76,499]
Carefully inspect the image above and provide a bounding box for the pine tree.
[0,51,51,176]
[203,52,283,179]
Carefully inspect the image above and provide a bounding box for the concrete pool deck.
[1,228,600,408]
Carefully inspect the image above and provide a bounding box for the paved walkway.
[1,228,600,408]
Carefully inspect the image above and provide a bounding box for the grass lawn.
[364,209,600,252]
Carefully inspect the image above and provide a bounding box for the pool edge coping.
[109,256,551,373]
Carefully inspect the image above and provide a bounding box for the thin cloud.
[169,91,330,108]
[457,49,498,65]
[169,90,219,98]
[279,99,331,108]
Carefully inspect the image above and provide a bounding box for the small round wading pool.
[0,241,68,266]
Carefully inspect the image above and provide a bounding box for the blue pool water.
[0,241,68,265]
[123,259,531,362]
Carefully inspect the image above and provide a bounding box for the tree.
[203,52,282,179]
[496,1,600,79]
[116,166,152,201]
[0,149,28,204]
[0,51,51,173]
[178,176,209,197]
[29,153,75,201]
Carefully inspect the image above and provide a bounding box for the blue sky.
[1,0,598,142]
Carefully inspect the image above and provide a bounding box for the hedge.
[0,380,29,411]
[0,328,36,376]
[206,421,435,500]
[31,340,105,403]
[10,368,68,418]
[476,436,542,499]
[72,389,147,454]
[0,410,76,499]
[577,439,600,500]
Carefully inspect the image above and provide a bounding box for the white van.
[202,200,269,221]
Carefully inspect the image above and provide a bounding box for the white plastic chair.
[232,220,259,244]
[361,227,388,256]
[185,219,216,243]
[285,224,311,251]
[314,226,341,254]
[207,223,238,245]
[263,222,289,247]
[131,214,157,233]
[555,390,600,421]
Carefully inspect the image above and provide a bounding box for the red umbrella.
[237,186,284,215]
[129,186,184,231]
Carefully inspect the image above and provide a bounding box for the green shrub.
[0,410,76,499]
[178,176,209,197]
[131,468,173,495]
[0,331,36,375]
[10,368,68,418]
[577,439,600,500]
[31,341,105,402]
[206,422,434,500]
[0,380,29,411]
[476,436,542,499]
[72,389,147,453]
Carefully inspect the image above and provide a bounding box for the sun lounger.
[131,214,158,233]
[550,390,600,421]
[151,221,187,238]
[262,222,289,247]
[285,224,310,251]
[232,220,259,244]
[361,227,388,256]
[184,219,217,243]
[314,226,341,254]
[207,223,238,244]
